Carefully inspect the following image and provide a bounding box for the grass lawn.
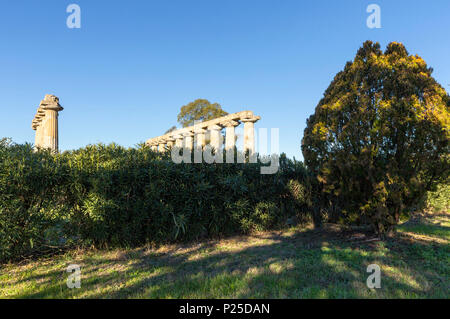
[1,212,448,299]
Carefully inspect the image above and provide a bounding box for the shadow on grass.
[11,218,448,299]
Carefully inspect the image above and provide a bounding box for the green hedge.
[0,138,311,262]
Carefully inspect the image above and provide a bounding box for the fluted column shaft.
[32,95,63,153]
[242,117,259,155]
[183,132,194,150]
[223,120,239,151]
[195,128,206,150]
[42,109,59,152]
[158,143,166,152]
[208,124,222,151]
[167,139,175,148]
[174,135,184,148]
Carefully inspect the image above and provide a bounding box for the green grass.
[1,212,449,299]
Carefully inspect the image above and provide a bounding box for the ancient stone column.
[151,144,158,152]
[208,124,222,151]
[183,132,194,151]
[166,137,175,148]
[194,128,206,150]
[241,116,260,155]
[222,120,239,151]
[222,119,239,163]
[37,108,45,147]
[174,134,184,148]
[39,95,63,152]
[158,141,166,152]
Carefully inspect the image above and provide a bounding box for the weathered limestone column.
[222,119,239,163]
[166,137,175,148]
[174,134,184,148]
[208,124,222,151]
[222,120,239,151]
[241,116,260,155]
[39,95,63,152]
[150,144,158,152]
[194,128,206,150]
[183,132,194,151]
[158,140,166,152]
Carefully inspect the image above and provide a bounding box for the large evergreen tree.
[302,41,449,235]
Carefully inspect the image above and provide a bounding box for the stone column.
[222,120,239,151]
[166,138,175,148]
[183,132,194,151]
[151,144,158,152]
[222,120,239,163]
[208,124,222,151]
[194,128,206,150]
[158,141,166,152]
[174,134,184,148]
[39,95,63,152]
[241,116,260,156]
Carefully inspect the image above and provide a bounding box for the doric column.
[208,124,222,151]
[194,128,207,150]
[151,144,158,152]
[222,119,239,163]
[241,116,260,155]
[183,132,194,151]
[166,137,175,148]
[39,95,63,152]
[222,120,239,151]
[173,134,184,148]
[158,140,166,152]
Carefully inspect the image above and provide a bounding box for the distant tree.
[302,41,450,236]
[177,99,228,127]
[165,126,178,134]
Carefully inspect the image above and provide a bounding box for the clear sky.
[1,0,449,160]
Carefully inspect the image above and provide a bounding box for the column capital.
[221,119,239,127]
[194,127,207,134]
[182,131,194,137]
[240,115,260,123]
[40,94,63,112]
[172,134,183,139]
[207,124,222,130]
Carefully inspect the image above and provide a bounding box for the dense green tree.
[302,41,450,235]
[177,99,228,127]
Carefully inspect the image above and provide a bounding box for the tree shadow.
[10,219,449,299]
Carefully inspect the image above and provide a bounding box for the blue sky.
[1,0,449,160]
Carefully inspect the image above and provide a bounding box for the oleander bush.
[0,139,311,262]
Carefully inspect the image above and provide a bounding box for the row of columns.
[31,94,63,152]
[146,111,260,155]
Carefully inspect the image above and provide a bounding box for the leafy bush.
[0,140,310,262]
[422,182,450,212]
[302,41,450,235]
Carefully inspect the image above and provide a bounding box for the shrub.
[302,41,450,236]
[0,140,310,262]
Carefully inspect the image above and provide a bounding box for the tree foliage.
[177,99,228,127]
[302,41,450,235]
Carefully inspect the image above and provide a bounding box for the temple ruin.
[31,94,63,152]
[145,111,261,157]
